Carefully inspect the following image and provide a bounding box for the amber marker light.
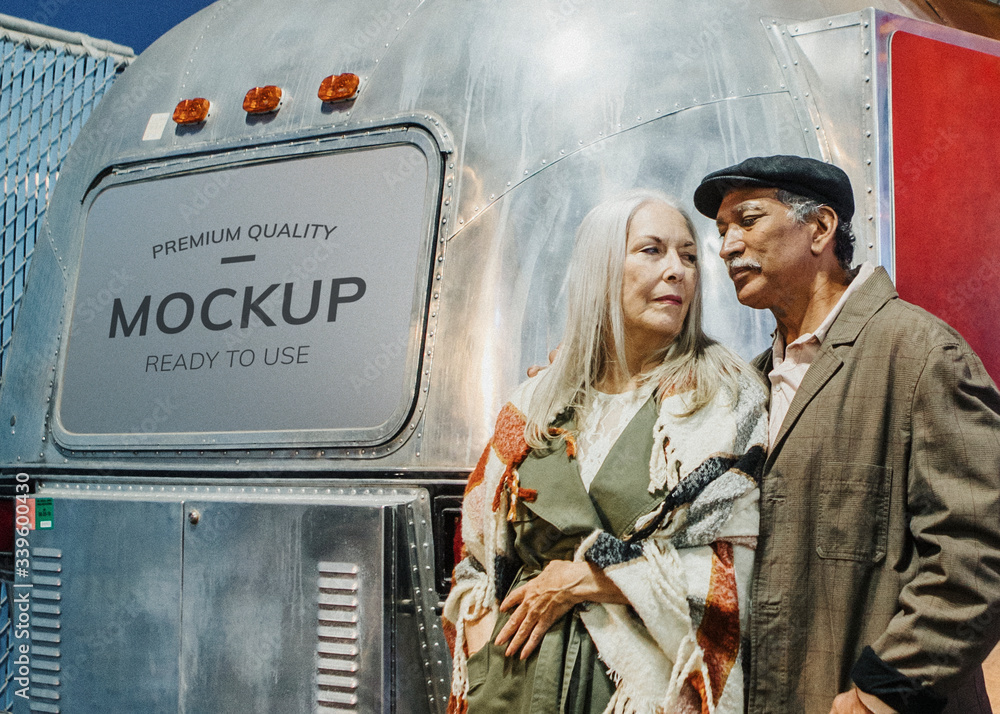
[318,73,360,103]
[243,85,283,114]
[173,98,211,124]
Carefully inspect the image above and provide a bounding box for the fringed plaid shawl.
[443,374,767,714]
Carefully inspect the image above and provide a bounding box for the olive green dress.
[465,397,666,714]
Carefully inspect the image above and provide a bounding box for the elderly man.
[692,155,1000,714]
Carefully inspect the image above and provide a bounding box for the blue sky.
[1,0,217,54]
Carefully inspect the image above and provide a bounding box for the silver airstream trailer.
[3,0,1000,711]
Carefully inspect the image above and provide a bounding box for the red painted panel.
[891,31,1000,384]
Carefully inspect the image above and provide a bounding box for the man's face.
[715,187,816,312]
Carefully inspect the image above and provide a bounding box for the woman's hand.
[494,560,628,659]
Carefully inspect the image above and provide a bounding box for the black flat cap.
[693,154,854,222]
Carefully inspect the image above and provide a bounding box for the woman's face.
[621,201,698,355]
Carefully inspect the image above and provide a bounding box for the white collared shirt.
[767,262,875,449]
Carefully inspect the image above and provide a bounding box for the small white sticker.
[142,113,170,141]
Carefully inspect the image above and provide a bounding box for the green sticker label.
[35,498,54,529]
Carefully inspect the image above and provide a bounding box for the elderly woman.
[443,190,768,714]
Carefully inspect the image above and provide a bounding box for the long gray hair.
[523,189,753,448]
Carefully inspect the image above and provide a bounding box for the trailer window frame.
[52,124,445,452]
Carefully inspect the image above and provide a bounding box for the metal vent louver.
[315,561,361,712]
[28,547,63,713]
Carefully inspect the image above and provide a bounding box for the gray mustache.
[725,257,763,272]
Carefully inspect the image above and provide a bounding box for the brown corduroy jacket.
[746,267,1000,714]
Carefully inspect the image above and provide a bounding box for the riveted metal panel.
[180,500,388,713]
[10,482,448,714]
[12,497,183,713]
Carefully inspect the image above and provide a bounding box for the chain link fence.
[0,14,132,710]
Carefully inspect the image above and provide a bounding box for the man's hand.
[526,346,560,378]
[829,689,878,713]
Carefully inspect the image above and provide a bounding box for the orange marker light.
[243,85,283,114]
[318,73,360,103]
[173,98,211,125]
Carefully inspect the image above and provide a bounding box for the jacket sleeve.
[856,341,1000,707]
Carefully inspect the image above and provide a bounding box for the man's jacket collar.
[823,266,897,346]
[760,266,896,463]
